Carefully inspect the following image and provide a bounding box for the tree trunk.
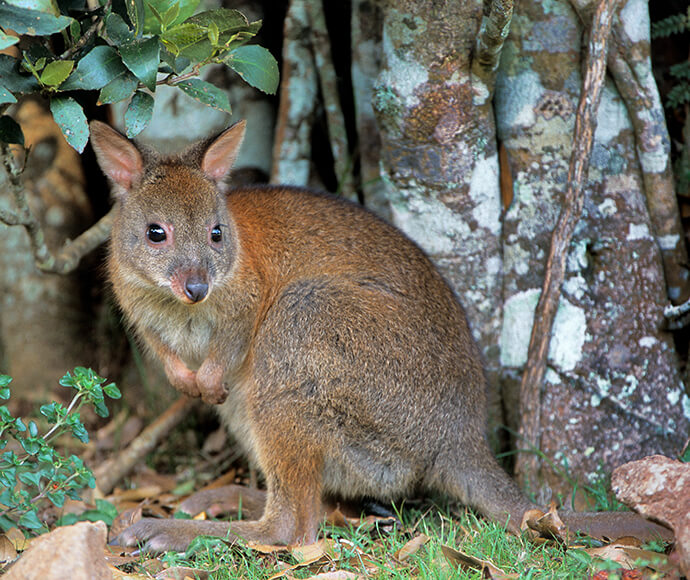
[0,101,95,403]
[495,0,689,497]
[373,0,507,446]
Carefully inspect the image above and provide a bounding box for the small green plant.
[0,367,121,536]
[0,0,279,151]
[652,8,690,109]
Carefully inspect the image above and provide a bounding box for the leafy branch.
[0,0,280,151]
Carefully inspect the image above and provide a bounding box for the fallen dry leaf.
[3,527,29,552]
[109,563,150,580]
[0,534,17,566]
[302,572,363,580]
[589,570,643,580]
[441,544,517,579]
[585,542,674,576]
[247,541,290,554]
[291,538,339,564]
[394,533,429,562]
[155,565,212,579]
[526,503,568,543]
[266,539,340,580]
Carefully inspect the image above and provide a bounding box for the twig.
[471,0,514,96]
[0,144,114,274]
[58,1,111,61]
[94,396,197,496]
[304,0,356,200]
[665,296,690,320]
[515,0,621,489]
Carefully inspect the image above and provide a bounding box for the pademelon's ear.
[201,120,246,187]
[89,120,144,195]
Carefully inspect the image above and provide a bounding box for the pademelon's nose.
[184,275,209,303]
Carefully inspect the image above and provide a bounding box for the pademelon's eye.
[210,225,222,243]
[147,224,167,243]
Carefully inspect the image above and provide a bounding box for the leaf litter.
[0,400,684,579]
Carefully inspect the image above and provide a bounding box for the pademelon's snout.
[184,274,209,303]
[170,268,211,304]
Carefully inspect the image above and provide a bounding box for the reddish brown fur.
[89,121,672,552]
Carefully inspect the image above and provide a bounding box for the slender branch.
[605,33,689,303]
[304,0,356,200]
[515,0,621,489]
[58,0,111,61]
[472,0,514,96]
[0,144,114,274]
[94,397,197,495]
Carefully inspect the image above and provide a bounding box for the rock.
[4,521,112,580]
[612,455,690,577]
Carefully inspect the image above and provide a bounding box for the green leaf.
[59,371,76,388]
[225,45,279,95]
[146,1,164,27]
[0,30,19,50]
[69,18,80,42]
[69,419,89,443]
[176,78,231,112]
[124,90,154,137]
[47,489,66,507]
[18,510,43,530]
[0,376,12,388]
[18,470,42,487]
[0,467,16,487]
[119,36,160,91]
[98,70,139,104]
[0,55,40,95]
[0,115,25,144]
[0,2,73,35]
[208,20,219,46]
[103,382,121,399]
[39,60,74,87]
[49,96,89,152]
[5,0,60,16]
[160,9,259,62]
[105,12,134,44]
[0,86,17,105]
[125,0,145,37]
[39,402,58,422]
[160,48,189,74]
[27,421,38,438]
[160,1,179,30]
[144,0,198,34]
[160,21,208,58]
[60,45,128,91]
[19,437,40,455]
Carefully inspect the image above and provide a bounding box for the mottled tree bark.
[515,0,620,491]
[495,0,689,497]
[373,0,509,444]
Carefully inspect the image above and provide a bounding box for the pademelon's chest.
[160,311,214,367]
[128,293,215,368]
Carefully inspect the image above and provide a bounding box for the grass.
[117,502,627,579]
